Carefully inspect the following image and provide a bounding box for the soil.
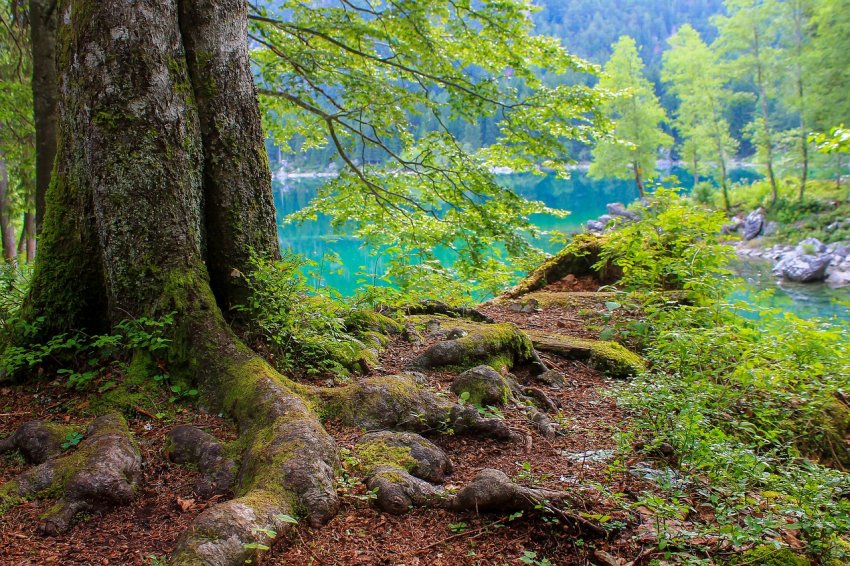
[0,278,665,565]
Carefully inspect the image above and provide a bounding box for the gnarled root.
[367,466,441,514]
[0,414,141,535]
[0,420,71,464]
[171,364,339,566]
[166,425,237,497]
[407,317,546,374]
[321,373,514,440]
[447,469,606,537]
[402,300,494,323]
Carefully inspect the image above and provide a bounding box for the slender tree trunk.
[719,153,730,212]
[0,158,18,265]
[29,0,59,236]
[692,155,699,189]
[24,211,36,262]
[793,3,808,201]
[753,29,778,206]
[632,162,645,197]
[797,80,808,200]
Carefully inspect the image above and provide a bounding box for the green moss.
[528,331,644,379]
[353,442,416,475]
[407,315,535,372]
[506,233,613,298]
[87,353,167,418]
[319,374,421,425]
[0,480,22,516]
[730,546,810,566]
[346,310,403,335]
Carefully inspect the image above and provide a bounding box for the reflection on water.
[731,259,849,321]
[273,171,645,294]
[273,171,849,320]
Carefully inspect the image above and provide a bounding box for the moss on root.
[503,233,618,298]
[407,315,535,372]
[352,441,416,475]
[729,546,810,566]
[527,331,644,379]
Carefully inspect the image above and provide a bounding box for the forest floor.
[0,274,673,566]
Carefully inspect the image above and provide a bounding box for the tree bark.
[632,161,645,198]
[752,28,778,206]
[178,0,280,313]
[0,158,18,264]
[23,2,339,563]
[29,0,59,236]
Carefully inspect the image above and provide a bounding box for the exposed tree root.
[0,414,141,535]
[501,234,619,298]
[166,425,237,497]
[527,330,644,379]
[320,373,514,440]
[406,316,546,374]
[355,431,453,483]
[366,466,441,514]
[0,419,71,464]
[401,300,494,323]
[450,365,561,438]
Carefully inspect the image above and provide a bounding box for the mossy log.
[527,331,645,379]
[503,234,620,299]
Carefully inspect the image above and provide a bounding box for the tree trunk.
[29,0,59,236]
[692,155,699,189]
[178,0,281,313]
[632,161,645,198]
[752,28,778,206]
[24,2,339,563]
[0,158,18,264]
[719,154,730,212]
[24,211,36,262]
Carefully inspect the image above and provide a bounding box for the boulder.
[586,220,606,233]
[774,252,832,283]
[606,202,640,222]
[742,208,765,241]
[795,237,828,256]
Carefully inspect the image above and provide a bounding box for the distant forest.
[272,0,727,170]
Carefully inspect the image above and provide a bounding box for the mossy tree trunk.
[24,1,337,563]
[29,0,58,236]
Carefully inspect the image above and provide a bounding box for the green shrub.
[236,252,387,378]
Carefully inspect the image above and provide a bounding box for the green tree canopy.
[589,35,671,197]
[662,24,738,209]
[249,0,608,298]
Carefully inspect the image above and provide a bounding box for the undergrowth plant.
[236,251,387,378]
[600,190,850,561]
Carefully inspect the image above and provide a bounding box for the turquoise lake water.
[273,170,848,321]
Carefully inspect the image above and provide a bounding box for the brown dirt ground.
[0,280,666,566]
